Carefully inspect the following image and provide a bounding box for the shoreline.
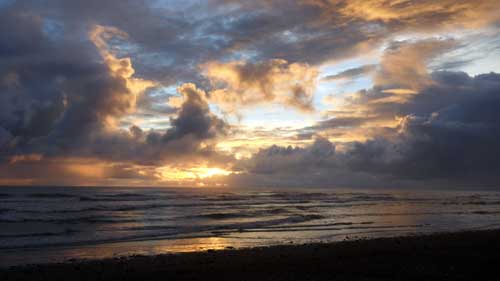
[2,229,500,280]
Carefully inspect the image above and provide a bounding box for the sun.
[157,166,232,182]
[191,167,232,178]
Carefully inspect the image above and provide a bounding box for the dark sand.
[2,229,500,281]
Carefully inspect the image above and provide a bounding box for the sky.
[0,0,500,188]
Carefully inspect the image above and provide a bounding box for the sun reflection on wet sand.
[152,237,235,252]
[48,236,247,264]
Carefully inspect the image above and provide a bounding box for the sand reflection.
[152,236,237,253]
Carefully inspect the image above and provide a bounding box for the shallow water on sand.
[1,186,500,266]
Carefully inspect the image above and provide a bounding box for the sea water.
[1,186,500,267]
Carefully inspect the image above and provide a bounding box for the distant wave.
[98,193,144,198]
[190,208,291,220]
[78,194,166,202]
[461,201,500,206]
[6,202,338,215]
[215,214,325,232]
[107,225,177,232]
[0,215,137,224]
[336,210,500,218]
[256,221,375,230]
[229,223,426,234]
[27,193,78,199]
[0,229,78,239]
[8,203,177,214]
[22,192,165,202]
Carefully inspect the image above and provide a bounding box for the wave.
[106,225,176,232]
[22,191,171,202]
[335,210,500,218]
[471,210,500,215]
[464,201,500,206]
[97,193,144,198]
[0,228,215,251]
[348,194,396,202]
[268,192,329,199]
[190,208,290,220]
[6,196,398,216]
[200,194,250,201]
[78,196,157,202]
[10,203,176,214]
[27,193,78,199]
[255,221,375,230]
[0,229,78,239]
[232,223,427,234]
[0,215,136,224]
[214,214,325,232]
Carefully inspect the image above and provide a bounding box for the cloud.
[323,64,376,81]
[0,9,230,184]
[0,81,233,186]
[230,71,500,188]
[1,0,499,187]
[89,25,157,105]
[64,83,230,166]
[312,116,378,130]
[204,59,318,112]
[5,0,497,86]
[0,11,130,151]
[334,0,500,29]
[374,39,457,91]
[0,157,158,186]
[239,136,336,175]
[314,39,460,139]
[4,0,495,88]
[162,83,228,142]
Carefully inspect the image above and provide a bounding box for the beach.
[2,229,500,281]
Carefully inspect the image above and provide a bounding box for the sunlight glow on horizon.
[158,166,234,182]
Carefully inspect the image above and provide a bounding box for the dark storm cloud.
[242,137,336,174]
[0,4,228,169]
[127,83,230,165]
[0,81,231,184]
[43,83,229,166]
[0,0,214,85]
[164,84,227,141]
[231,71,500,188]
[0,9,45,57]
[0,5,127,153]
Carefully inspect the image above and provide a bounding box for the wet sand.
[2,229,500,281]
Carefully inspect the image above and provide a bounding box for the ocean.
[1,186,500,267]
